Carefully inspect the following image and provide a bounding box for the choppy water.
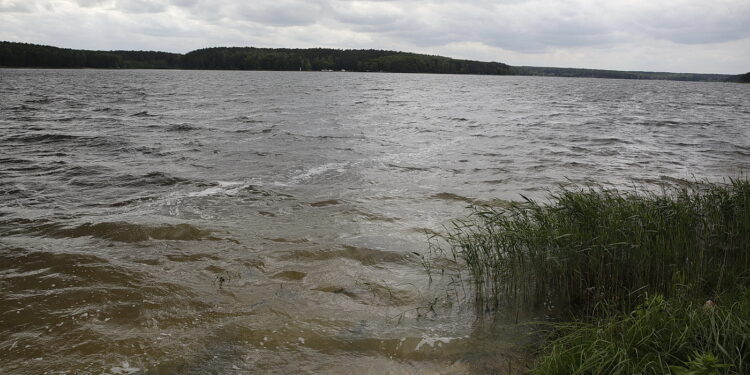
[1,69,748,374]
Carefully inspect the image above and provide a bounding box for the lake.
[1,69,748,374]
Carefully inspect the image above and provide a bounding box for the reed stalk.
[444,178,750,316]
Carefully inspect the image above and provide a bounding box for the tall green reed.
[443,179,750,315]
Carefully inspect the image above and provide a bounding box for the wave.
[55,116,92,122]
[310,199,341,207]
[117,172,190,187]
[233,127,274,134]
[0,246,211,373]
[130,111,157,117]
[237,116,265,123]
[24,221,215,242]
[6,104,40,111]
[1,249,137,289]
[281,245,406,266]
[4,133,79,143]
[186,181,245,197]
[431,192,476,204]
[0,157,32,165]
[591,137,632,145]
[283,162,350,185]
[2,133,123,150]
[168,123,198,132]
[62,164,113,178]
[66,170,189,189]
[23,97,52,104]
[431,192,512,207]
[386,163,431,172]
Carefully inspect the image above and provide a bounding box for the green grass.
[443,179,750,316]
[533,294,750,375]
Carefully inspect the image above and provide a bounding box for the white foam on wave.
[415,335,457,351]
[109,361,140,374]
[152,180,253,217]
[278,161,350,186]
[187,181,245,197]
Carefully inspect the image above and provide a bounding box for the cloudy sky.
[1,0,749,74]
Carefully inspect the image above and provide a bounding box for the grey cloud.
[166,0,326,27]
[115,0,167,14]
[234,1,326,27]
[482,19,620,53]
[328,1,405,26]
[169,0,198,7]
[0,0,35,12]
[638,11,750,45]
[132,21,206,38]
[75,0,111,7]
[344,1,618,53]
[3,0,750,73]
[100,0,750,52]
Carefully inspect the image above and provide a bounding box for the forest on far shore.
[0,41,513,75]
[1,41,744,82]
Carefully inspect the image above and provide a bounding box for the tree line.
[514,66,735,82]
[727,72,750,83]
[1,41,743,82]
[0,41,513,75]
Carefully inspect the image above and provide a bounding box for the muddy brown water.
[1,69,749,374]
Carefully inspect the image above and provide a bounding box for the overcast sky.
[1,0,749,74]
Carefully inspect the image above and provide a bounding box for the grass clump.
[444,179,750,315]
[436,178,750,374]
[533,293,750,375]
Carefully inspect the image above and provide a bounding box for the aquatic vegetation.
[532,294,750,375]
[435,178,750,374]
[441,178,750,315]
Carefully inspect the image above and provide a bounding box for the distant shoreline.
[1,41,744,82]
[0,67,740,84]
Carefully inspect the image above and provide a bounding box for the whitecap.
[187,181,244,197]
[415,336,455,351]
[279,162,350,186]
[110,361,140,375]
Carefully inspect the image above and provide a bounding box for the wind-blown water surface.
[1,69,748,374]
